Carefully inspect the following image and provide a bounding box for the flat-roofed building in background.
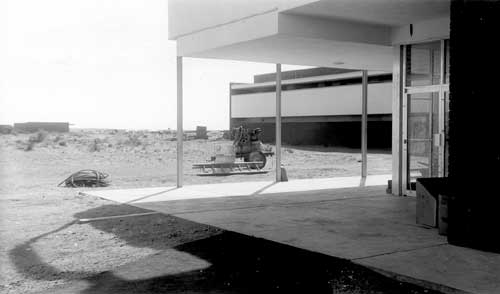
[13,122,69,133]
[230,67,392,148]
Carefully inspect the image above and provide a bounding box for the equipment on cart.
[193,126,274,176]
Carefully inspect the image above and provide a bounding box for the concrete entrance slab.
[81,174,391,205]
[82,176,500,294]
[356,244,500,294]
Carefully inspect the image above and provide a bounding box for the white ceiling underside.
[187,35,393,71]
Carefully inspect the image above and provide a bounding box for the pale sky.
[0,0,308,130]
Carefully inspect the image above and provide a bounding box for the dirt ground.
[0,129,438,294]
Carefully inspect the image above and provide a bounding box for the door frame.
[402,88,448,196]
[401,40,449,196]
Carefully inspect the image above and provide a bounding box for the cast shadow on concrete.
[9,204,441,294]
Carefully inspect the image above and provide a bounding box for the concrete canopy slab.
[176,10,393,70]
[172,1,450,70]
[168,196,447,260]
[181,31,393,71]
[286,0,450,27]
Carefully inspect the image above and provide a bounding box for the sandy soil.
[0,129,437,294]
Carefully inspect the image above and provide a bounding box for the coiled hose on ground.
[58,169,110,187]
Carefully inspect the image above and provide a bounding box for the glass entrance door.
[401,40,449,195]
[405,91,441,192]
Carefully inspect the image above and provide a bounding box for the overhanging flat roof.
[169,0,450,70]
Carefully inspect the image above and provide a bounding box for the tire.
[248,151,266,169]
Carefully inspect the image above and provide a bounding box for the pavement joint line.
[168,194,387,216]
[126,187,178,204]
[77,212,160,224]
[351,243,449,261]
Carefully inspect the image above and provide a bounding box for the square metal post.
[361,70,368,178]
[392,45,403,195]
[275,64,282,182]
[176,56,183,187]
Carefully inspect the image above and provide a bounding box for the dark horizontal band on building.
[231,74,392,95]
[231,114,391,124]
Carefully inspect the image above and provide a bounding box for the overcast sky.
[0,0,307,130]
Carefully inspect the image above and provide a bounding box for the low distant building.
[230,68,392,148]
[13,122,70,133]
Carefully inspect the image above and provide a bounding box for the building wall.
[13,122,69,133]
[231,71,392,149]
[231,117,392,149]
[232,82,392,118]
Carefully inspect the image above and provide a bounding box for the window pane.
[406,41,442,87]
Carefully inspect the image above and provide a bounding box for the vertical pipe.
[275,64,282,182]
[229,82,233,131]
[361,70,368,178]
[438,40,446,177]
[176,56,183,188]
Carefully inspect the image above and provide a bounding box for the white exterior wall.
[231,82,392,118]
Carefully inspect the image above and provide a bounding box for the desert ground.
[0,129,437,293]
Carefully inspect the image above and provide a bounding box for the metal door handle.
[433,133,444,147]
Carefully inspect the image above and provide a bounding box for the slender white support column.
[275,64,282,182]
[392,46,403,195]
[361,70,368,178]
[176,56,183,187]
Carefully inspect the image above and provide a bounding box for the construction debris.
[196,126,208,139]
[193,126,274,176]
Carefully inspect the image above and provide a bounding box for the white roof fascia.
[278,13,392,46]
[168,0,320,40]
[176,9,279,57]
[391,16,450,45]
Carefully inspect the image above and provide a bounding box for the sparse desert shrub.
[25,141,35,151]
[19,130,49,151]
[89,138,101,152]
[29,130,48,143]
[124,133,142,147]
[59,141,67,146]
